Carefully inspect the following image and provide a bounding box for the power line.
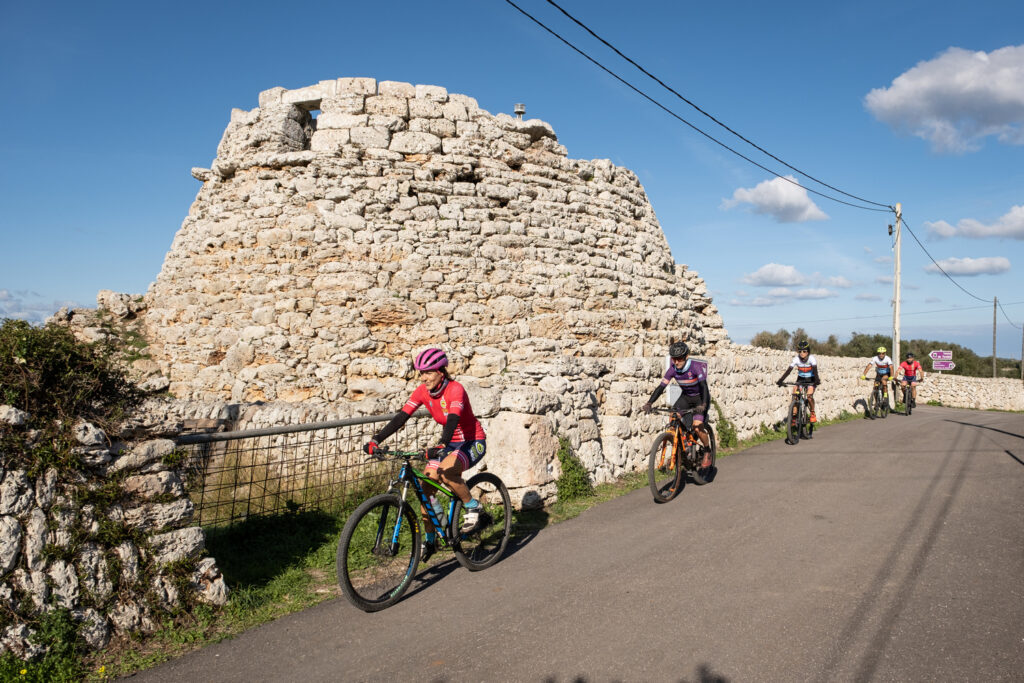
[899,217,990,303]
[541,0,893,210]
[998,299,1022,330]
[501,0,892,213]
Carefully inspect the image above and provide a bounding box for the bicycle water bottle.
[429,496,444,524]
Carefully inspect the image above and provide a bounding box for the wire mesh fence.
[174,411,441,528]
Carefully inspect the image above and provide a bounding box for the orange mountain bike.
[647,407,717,503]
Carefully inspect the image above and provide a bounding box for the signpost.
[932,360,956,371]
[929,350,952,361]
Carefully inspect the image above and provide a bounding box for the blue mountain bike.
[337,448,511,611]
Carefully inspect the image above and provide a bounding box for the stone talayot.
[138,76,728,486]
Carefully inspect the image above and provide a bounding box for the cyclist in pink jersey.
[363,348,489,560]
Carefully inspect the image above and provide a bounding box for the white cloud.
[925,220,957,239]
[924,256,1010,276]
[855,293,883,301]
[0,289,78,323]
[742,263,807,287]
[728,297,780,308]
[823,275,853,288]
[721,176,828,222]
[874,255,893,264]
[864,45,1024,153]
[875,275,894,284]
[927,205,1024,240]
[793,288,838,300]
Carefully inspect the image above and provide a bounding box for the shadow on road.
[943,419,1024,441]
[540,663,729,683]
[1005,450,1023,467]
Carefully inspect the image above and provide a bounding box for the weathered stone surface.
[77,543,113,604]
[118,498,194,532]
[483,412,559,498]
[48,559,80,609]
[22,507,47,571]
[149,527,206,565]
[191,557,229,605]
[73,608,111,649]
[123,471,185,500]
[0,405,29,426]
[108,439,176,474]
[0,517,23,574]
[0,471,34,516]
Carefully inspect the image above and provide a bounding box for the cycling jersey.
[869,355,894,376]
[900,360,922,380]
[662,359,708,397]
[789,354,819,384]
[403,380,486,442]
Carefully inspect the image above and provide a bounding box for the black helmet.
[906,352,914,359]
[669,341,689,359]
[797,340,810,352]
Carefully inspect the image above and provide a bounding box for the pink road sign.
[929,350,953,361]
[932,360,956,371]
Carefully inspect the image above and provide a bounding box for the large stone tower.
[143,77,727,486]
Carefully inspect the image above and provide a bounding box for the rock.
[73,608,111,649]
[191,557,229,605]
[108,439,177,474]
[0,471,34,516]
[482,413,559,493]
[149,527,206,565]
[0,405,29,427]
[48,559,80,609]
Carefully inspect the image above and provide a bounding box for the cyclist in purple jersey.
[642,341,713,468]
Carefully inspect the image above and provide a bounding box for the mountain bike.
[899,377,920,415]
[337,448,511,612]
[866,377,891,419]
[781,382,813,444]
[647,407,717,503]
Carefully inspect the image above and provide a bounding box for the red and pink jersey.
[402,380,486,442]
[900,360,922,378]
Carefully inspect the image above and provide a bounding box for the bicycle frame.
[655,409,702,471]
[384,454,460,550]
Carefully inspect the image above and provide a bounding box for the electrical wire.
[541,0,894,211]
[899,218,991,303]
[997,299,1022,330]
[501,0,892,213]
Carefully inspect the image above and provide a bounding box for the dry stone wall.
[0,407,227,657]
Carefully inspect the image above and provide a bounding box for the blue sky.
[2,0,1022,358]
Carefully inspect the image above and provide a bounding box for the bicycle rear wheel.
[337,493,420,612]
[453,472,511,571]
[691,424,717,485]
[648,432,682,503]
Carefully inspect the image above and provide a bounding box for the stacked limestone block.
[0,406,227,658]
[146,77,726,404]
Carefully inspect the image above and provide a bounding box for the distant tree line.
[749,328,1021,379]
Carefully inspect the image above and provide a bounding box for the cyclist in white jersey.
[776,340,821,424]
[861,346,894,403]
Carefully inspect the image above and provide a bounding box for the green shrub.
[0,609,86,682]
[555,437,594,501]
[0,318,139,473]
[711,398,738,448]
[0,319,138,423]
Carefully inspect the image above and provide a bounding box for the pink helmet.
[414,348,448,371]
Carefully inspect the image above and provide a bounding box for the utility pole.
[993,296,997,378]
[892,203,902,366]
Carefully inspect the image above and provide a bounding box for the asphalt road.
[127,405,1024,682]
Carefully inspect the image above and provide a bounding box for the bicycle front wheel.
[691,424,716,485]
[869,391,879,419]
[881,390,890,418]
[787,398,799,444]
[337,493,420,612]
[453,472,511,571]
[905,387,912,415]
[799,400,813,440]
[648,432,682,502]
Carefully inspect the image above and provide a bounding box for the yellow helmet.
[876,346,886,353]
